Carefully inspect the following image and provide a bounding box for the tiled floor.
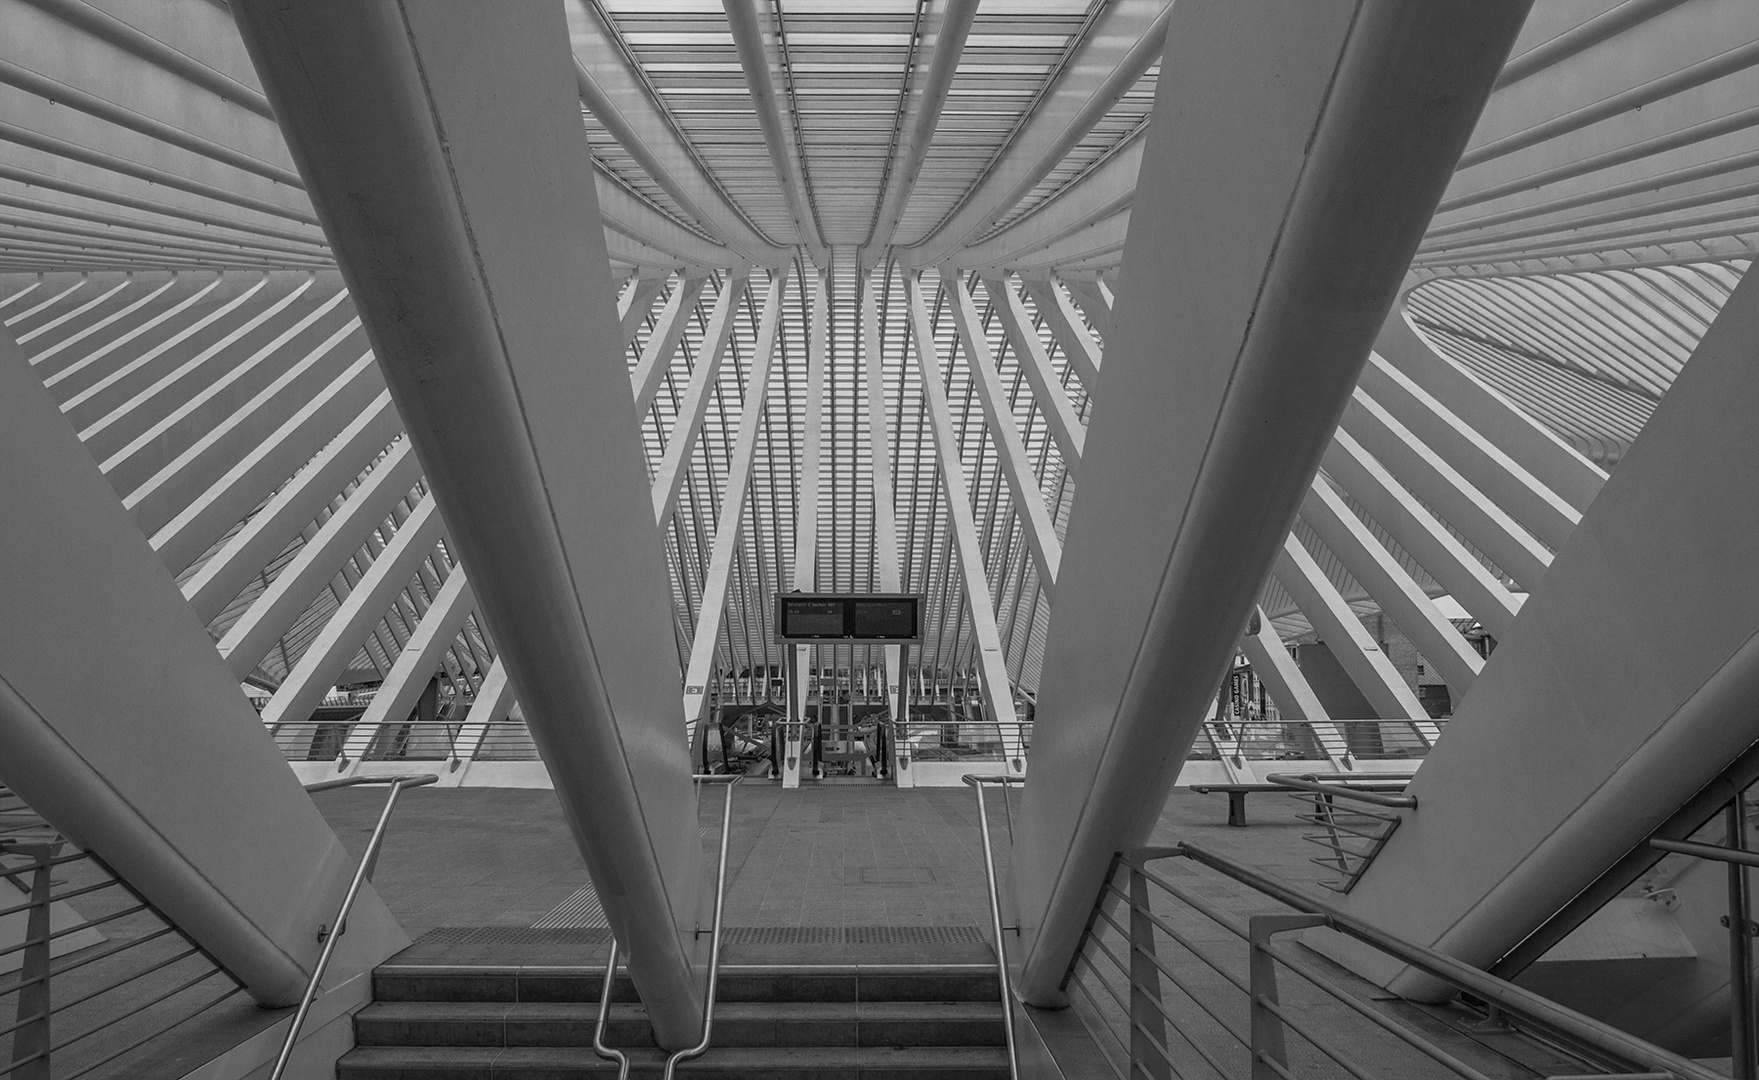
[309,780,1329,937]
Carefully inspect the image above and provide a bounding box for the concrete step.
[337,1044,1011,1078]
[371,963,1000,1004]
[354,1000,1007,1049]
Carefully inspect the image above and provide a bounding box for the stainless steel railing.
[591,774,741,1077]
[269,773,438,1080]
[0,802,246,1080]
[1062,842,1723,1080]
[964,773,1024,1080]
[1649,787,1756,1079]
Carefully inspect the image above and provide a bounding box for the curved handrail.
[271,773,438,1080]
[963,773,1023,1080]
[1171,842,1722,1080]
[1266,772,1417,808]
[591,937,631,1079]
[591,775,740,1076]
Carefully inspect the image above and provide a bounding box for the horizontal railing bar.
[1257,990,1402,1080]
[1267,774,1417,808]
[1258,1049,1300,1080]
[1172,843,1723,1080]
[0,849,93,871]
[1651,836,1759,868]
[0,1048,48,1076]
[0,902,149,958]
[302,772,442,794]
[1104,887,1252,998]
[50,965,229,1051]
[1065,976,1129,1080]
[1130,860,1253,939]
[1073,949,1133,1016]
[51,946,203,1015]
[60,984,248,1080]
[0,875,123,920]
[1260,935,1504,1080]
[0,1011,47,1041]
[48,925,178,979]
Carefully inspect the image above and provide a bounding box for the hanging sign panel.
[775,593,923,643]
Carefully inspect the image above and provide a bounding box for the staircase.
[338,961,1012,1077]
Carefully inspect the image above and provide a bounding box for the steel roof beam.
[652,273,748,524]
[722,0,828,267]
[679,270,785,740]
[942,272,1060,596]
[898,0,1171,270]
[1019,275,1100,394]
[906,273,1024,769]
[858,0,980,269]
[568,0,789,266]
[234,1,709,1042]
[977,273,1084,466]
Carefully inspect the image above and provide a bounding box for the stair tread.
[342,1045,1010,1069]
[358,1000,1000,1020]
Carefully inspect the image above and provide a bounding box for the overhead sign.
[775,593,923,643]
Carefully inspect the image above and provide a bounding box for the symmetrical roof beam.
[898,1,1172,270]
[906,273,1023,764]
[857,0,981,268]
[978,273,1085,465]
[722,0,828,267]
[679,270,785,737]
[567,0,788,267]
[941,272,1060,595]
[652,273,748,525]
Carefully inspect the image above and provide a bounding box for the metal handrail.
[1651,835,1759,868]
[269,773,438,1080]
[1172,842,1723,1080]
[1266,772,1418,808]
[590,774,741,1077]
[963,773,1024,1080]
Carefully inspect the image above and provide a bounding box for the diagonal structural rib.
[232,1,710,1046]
[1009,0,1531,1005]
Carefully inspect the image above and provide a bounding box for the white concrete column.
[651,273,749,524]
[977,273,1085,465]
[1339,258,1759,1002]
[630,275,708,416]
[907,275,1023,767]
[341,568,476,763]
[0,324,404,1008]
[235,1,710,1044]
[862,270,907,738]
[1020,275,1100,395]
[1009,0,1528,1005]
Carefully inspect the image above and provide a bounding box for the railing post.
[1247,913,1327,1080]
[1730,792,1755,1080]
[1127,858,1171,1080]
[7,841,60,1080]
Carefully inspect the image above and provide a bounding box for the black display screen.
[775,594,922,641]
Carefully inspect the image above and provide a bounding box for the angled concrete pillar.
[235,1,709,1045]
[1009,0,1529,1005]
[1338,265,1759,1000]
[863,269,906,727]
[908,276,1023,766]
[0,324,403,1008]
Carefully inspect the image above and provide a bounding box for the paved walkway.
[307,781,1329,938]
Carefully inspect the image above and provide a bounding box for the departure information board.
[775,593,923,642]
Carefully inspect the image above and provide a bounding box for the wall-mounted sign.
[774,593,923,643]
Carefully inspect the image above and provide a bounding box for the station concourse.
[0,1,1756,1077]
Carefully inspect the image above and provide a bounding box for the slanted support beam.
[942,272,1060,596]
[1273,533,1428,723]
[182,394,401,624]
[907,275,1023,771]
[721,0,828,266]
[259,497,446,732]
[680,271,785,740]
[1009,0,1529,1006]
[0,314,405,1009]
[978,273,1085,465]
[1019,274,1101,396]
[1238,606,1350,770]
[1300,477,1485,696]
[341,566,476,763]
[630,275,708,416]
[652,273,748,524]
[218,439,423,679]
[863,269,906,730]
[1377,305,1607,515]
[235,2,709,1045]
[617,274,666,348]
[1322,430,1522,639]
